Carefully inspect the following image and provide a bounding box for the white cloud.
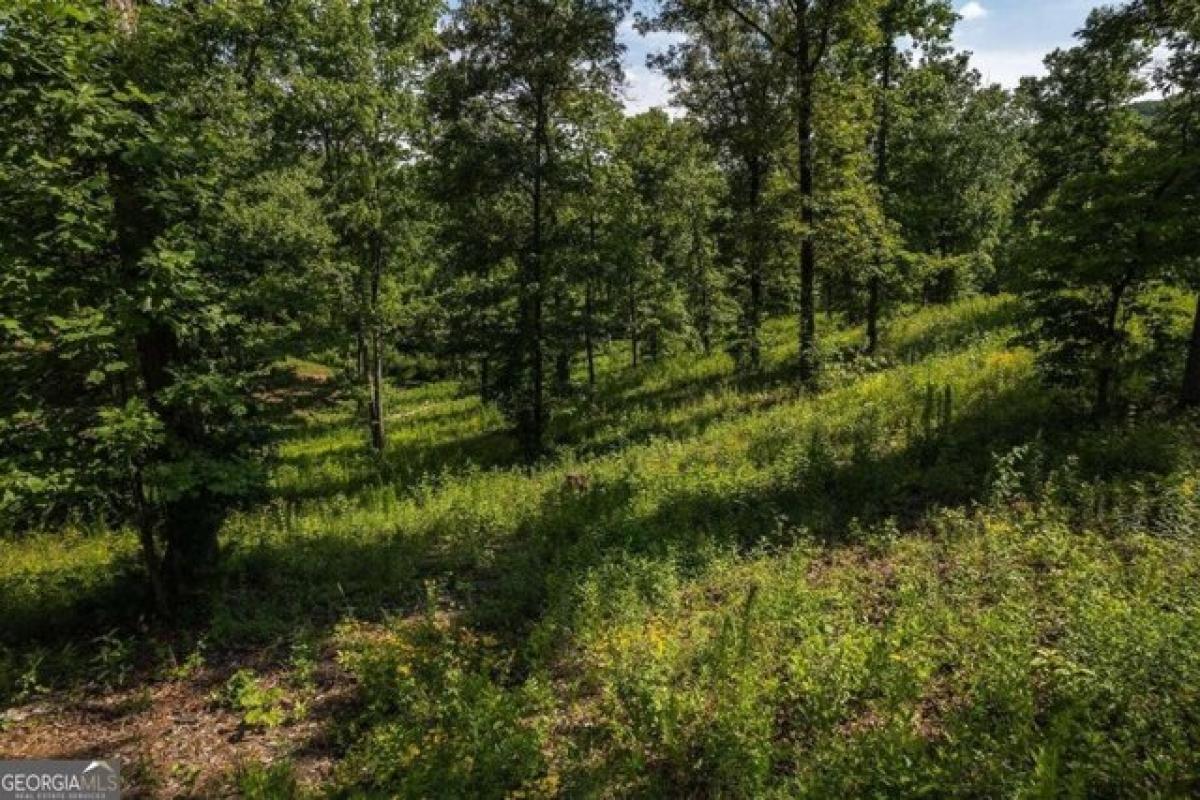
[959,2,989,22]
[619,16,686,115]
[963,47,1045,88]
[623,65,677,115]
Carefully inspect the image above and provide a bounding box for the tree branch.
[716,0,779,51]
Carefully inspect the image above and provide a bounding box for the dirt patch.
[0,656,355,798]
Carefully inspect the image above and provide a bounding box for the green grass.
[3,294,1199,797]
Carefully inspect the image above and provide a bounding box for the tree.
[611,111,726,363]
[1131,0,1200,405]
[434,0,629,459]
[1018,9,1157,415]
[889,53,1024,302]
[285,0,440,452]
[647,6,788,368]
[865,0,954,351]
[662,0,873,381]
[568,98,627,389]
[0,0,334,609]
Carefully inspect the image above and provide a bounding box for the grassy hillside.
[3,296,1199,797]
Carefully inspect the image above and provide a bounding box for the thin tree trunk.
[868,17,894,356]
[797,54,817,382]
[1182,292,1200,407]
[366,236,386,452]
[1096,281,1128,417]
[354,325,368,417]
[356,327,367,381]
[522,89,548,460]
[555,349,571,393]
[585,278,596,389]
[585,156,599,390]
[629,271,639,368]
[867,279,881,354]
[691,214,712,354]
[746,160,764,369]
[369,329,386,451]
[133,468,169,617]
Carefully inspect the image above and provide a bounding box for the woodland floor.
[3,295,1199,798]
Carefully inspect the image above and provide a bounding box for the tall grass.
[3,294,1198,799]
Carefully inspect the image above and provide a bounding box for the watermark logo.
[0,760,121,800]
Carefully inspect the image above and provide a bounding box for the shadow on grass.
[466,383,1186,635]
[3,378,1188,708]
[272,427,520,504]
[0,298,1109,704]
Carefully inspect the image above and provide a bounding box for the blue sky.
[621,0,1107,112]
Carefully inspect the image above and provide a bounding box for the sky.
[621,0,1108,113]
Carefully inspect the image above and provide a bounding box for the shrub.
[333,616,552,799]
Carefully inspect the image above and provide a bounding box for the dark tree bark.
[356,327,367,381]
[368,327,386,451]
[797,59,818,381]
[745,159,764,369]
[132,468,169,616]
[585,277,597,389]
[866,278,881,354]
[555,349,571,394]
[366,235,387,452]
[629,269,640,368]
[1096,279,1130,417]
[584,171,599,390]
[520,88,548,460]
[868,11,895,356]
[719,0,824,380]
[480,354,492,401]
[691,214,713,354]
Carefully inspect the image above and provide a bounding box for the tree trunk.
[132,469,169,617]
[868,21,894,356]
[629,271,639,368]
[118,163,220,603]
[584,157,600,390]
[521,90,548,460]
[356,327,367,381]
[1096,366,1112,418]
[555,349,571,394]
[797,54,817,382]
[1096,281,1128,417]
[366,236,386,452]
[354,325,368,417]
[692,214,712,354]
[585,278,596,389]
[1182,292,1200,407]
[867,277,881,354]
[368,328,386,451]
[745,160,764,369]
[110,0,226,605]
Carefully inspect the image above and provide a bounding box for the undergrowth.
[3,295,1198,797]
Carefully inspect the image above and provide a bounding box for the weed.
[235,761,306,799]
[218,669,293,729]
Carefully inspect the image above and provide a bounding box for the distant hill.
[1131,98,1165,121]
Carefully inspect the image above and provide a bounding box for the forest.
[1,0,1199,796]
